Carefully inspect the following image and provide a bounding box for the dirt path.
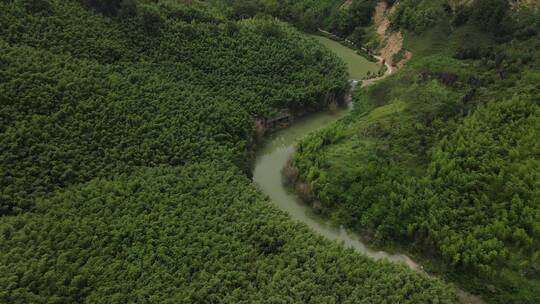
[360,55,392,87]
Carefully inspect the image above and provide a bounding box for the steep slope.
[372,1,412,68]
[292,1,540,303]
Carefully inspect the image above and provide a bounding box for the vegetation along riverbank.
[291,1,540,303]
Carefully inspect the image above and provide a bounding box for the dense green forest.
[293,0,540,303]
[213,0,380,46]
[1,164,457,303]
[0,0,350,215]
[0,0,458,303]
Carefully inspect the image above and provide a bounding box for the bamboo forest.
[1,0,538,304]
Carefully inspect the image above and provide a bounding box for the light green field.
[313,35,380,80]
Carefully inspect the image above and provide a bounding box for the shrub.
[140,4,163,33]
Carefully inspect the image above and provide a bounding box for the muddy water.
[252,104,418,270]
[251,99,484,304]
[312,35,380,80]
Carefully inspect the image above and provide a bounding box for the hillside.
[0,0,350,215]
[292,0,540,303]
[0,0,458,303]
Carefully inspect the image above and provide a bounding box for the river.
[254,35,416,268]
[252,101,419,269]
[252,35,484,304]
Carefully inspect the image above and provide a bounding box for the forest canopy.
[0,0,348,215]
[0,0,458,303]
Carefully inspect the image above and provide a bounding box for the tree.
[470,0,511,36]
[22,0,51,14]
[140,4,163,33]
[81,0,123,16]
[119,0,137,17]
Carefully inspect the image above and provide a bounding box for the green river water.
[312,35,379,80]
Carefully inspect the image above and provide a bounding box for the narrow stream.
[252,102,418,270]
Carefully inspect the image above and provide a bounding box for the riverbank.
[251,90,421,270]
[312,35,381,80]
[254,30,483,304]
[251,85,349,141]
[313,31,394,87]
[250,37,422,269]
